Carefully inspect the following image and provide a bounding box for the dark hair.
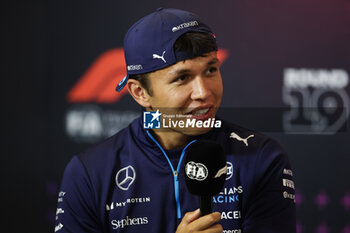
[173,32,217,57]
[129,32,217,96]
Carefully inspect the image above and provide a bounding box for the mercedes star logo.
[115,165,136,191]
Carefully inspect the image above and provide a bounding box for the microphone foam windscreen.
[184,140,227,196]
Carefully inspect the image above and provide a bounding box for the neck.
[150,130,190,150]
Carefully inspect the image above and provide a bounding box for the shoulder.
[76,116,143,169]
[217,119,282,154]
[77,126,129,167]
[216,119,291,177]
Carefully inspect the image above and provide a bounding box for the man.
[55,8,296,233]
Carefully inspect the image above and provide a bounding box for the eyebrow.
[207,58,220,66]
[170,58,220,76]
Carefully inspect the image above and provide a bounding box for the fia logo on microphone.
[143,110,161,129]
[185,161,208,181]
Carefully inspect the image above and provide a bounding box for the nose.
[190,76,211,101]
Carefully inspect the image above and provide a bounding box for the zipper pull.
[174,171,178,179]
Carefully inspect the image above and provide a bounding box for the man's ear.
[127,79,151,108]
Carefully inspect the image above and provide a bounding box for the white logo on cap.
[152,51,166,63]
[127,64,143,71]
[185,161,208,181]
[172,21,199,32]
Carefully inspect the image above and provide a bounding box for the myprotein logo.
[106,197,151,211]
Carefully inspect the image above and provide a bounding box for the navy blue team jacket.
[55,117,296,233]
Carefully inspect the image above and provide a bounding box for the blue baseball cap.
[116,8,217,92]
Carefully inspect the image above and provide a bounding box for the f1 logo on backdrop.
[282,68,349,134]
[66,48,229,104]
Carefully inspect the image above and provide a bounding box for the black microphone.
[184,140,227,216]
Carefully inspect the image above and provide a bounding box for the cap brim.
[116,75,129,92]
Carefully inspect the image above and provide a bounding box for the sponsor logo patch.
[283,168,293,177]
[226,162,233,180]
[185,161,208,181]
[111,216,148,229]
[213,186,243,204]
[106,197,151,211]
[221,210,241,220]
[55,223,64,232]
[230,132,254,146]
[282,178,295,190]
[116,166,136,191]
[172,21,199,32]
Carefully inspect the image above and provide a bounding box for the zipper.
[146,130,196,219]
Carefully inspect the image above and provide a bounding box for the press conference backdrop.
[3,0,349,232]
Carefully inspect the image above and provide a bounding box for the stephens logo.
[111,216,148,229]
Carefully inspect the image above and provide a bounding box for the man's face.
[146,51,223,136]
